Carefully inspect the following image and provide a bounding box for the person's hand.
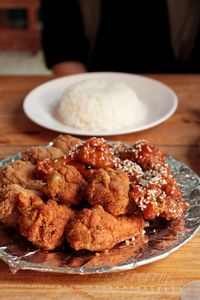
[52,61,87,76]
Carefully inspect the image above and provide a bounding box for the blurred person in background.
[41,0,200,76]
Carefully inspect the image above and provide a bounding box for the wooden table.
[0,75,199,300]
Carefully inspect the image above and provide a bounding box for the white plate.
[23,72,178,136]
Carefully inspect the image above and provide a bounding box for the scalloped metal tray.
[0,153,199,274]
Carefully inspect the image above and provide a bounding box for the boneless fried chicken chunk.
[37,156,96,181]
[36,159,86,206]
[21,146,64,164]
[0,184,40,227]
[53,134,82,153]
[114,140,169,172]
[0,160,44,192]
[17,193,75,250]
[85,168,130,216]
[73,137,115,169]
[160,177,187,220]
[36,137,116,181]
[133,141,170,172]
[17,193,43,236]
[129,173,186,220]
[42,165,86,206]
[66,205,145,252]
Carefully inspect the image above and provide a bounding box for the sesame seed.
[125,240,130,246]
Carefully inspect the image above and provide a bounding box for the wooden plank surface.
[0,74,199,300]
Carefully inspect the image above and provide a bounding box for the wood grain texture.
[0,74,199,300]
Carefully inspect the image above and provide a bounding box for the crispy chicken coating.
[66,205,145,252]
[17,193,43,236]
[116,159,143,185]
[21,146,64,164]
[42,165,86,206]
[129,173,186,220]
[113,140,169,172]
[53,134,82,153]
[85,168,130,216]
[0,184,40,227]
[37,156,97,181]
[36,158,86,206]
[72,137,115,169]
[36,156,95,181]
[0,160,44,192]
[17,193,75,250]
[37,137,116,181]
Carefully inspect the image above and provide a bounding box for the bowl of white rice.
[56,78,146,132]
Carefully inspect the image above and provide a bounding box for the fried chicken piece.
[85,168,130,216]
[17,193,75,250]
[17,193,44,236]
[36,156,95,181]
[36,137,115,181]
[113,140,169,172]
[66,205,145,252]
[0,184,40,227]
[36,158,86,206]
[56,137,116,179]
[160,177,187,220]
[21,146,64,164]
[53,134,82,153]
[42,165,86,206]
[0,160,44,192]
[116,159,143,185]
[129,173,186,220]
[133,141,171,172]
[72,137,115,169]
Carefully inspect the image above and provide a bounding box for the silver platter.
[0,152,199,274]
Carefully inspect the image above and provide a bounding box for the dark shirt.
[41,0,200,73]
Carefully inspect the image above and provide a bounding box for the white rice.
[56,78,146,131]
